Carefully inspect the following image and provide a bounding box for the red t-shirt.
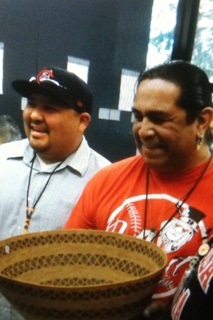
[65,155,213,301]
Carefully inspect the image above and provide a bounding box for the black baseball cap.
[12,66,93,114]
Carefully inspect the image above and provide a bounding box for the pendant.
[198,243,210,256]
[23,217,30,234]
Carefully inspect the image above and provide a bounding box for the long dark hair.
[137,60,213,123]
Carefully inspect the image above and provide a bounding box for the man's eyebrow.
[132,107,172,119]
[132,107,141,113]
[132,107,164,115]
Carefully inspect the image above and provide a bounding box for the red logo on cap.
[77,100,83,107]
[36,69,54,84]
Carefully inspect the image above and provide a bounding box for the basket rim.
[0,229,167,291]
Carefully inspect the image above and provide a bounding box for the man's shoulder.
[89,148,111,166]
[91,154,145,178]
[110,154,144,169]
[0,139,29,159]
[67,137,110,175]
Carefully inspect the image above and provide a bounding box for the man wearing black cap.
[0,66,110,238]
[0,65,110,320]
[12,67,94,164]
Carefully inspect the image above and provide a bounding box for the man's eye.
[152,117,167,124]
[26,101,36,108]
[44,106,56,112]
[133,113,143,122]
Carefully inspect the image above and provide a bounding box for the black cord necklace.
[23,153,64,234]
[143,155,212,243]
[143,168,150,239]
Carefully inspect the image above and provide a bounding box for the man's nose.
[30,108,44,121]
[137,118,155,139]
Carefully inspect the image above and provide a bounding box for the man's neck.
[35,154,62,170]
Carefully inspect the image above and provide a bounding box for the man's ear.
[196,107,213,133]
[79,113,91,132]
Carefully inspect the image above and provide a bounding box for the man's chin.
[29,139,48,152]
[140,151,167,171]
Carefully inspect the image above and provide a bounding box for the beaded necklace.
[23,153,64,234]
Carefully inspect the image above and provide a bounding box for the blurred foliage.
[192,0,213,81]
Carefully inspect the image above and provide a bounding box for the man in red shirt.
[65,61,213,319]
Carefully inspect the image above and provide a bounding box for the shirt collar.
[3,139,34,163]
[59,136,92,176]
[6,137,91,176]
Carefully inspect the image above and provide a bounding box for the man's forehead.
[136,78,181,100]
[134,79,181,106]
[138,78,180,89]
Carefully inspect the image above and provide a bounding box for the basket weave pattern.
[0,230,167,320]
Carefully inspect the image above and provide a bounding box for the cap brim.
[12,80,70,107]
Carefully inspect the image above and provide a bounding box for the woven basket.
[0,229,167,320]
